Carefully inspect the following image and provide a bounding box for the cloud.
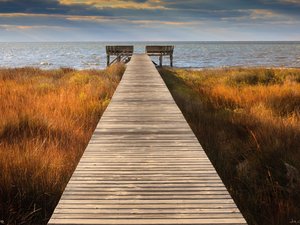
[250,9,277,19]
[132,20,197,26]
[279,0,300,5]
[0,24,68,30]
[0,0,300,41]
[1,0,299,20]
[0,13,63,17]
[59,0,165,9]
[66,15,198,27]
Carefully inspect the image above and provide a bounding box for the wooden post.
[159,54,163,67]
[107,55,110,67]
[170,54,173,67]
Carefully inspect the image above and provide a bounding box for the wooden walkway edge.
[48,54,247,225]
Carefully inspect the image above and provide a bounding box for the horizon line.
[1,40,300,43]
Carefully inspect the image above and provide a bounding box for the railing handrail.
[145,45,174,55]
[106,46,134,55]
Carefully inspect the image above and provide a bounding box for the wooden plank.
[51,214,244,219]
[48,54,247,225]
[53,208,241,214]
[55,203,239,210]
[49,218,247,225]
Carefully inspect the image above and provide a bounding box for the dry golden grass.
[0,65,124,224]
[160,67,300,225]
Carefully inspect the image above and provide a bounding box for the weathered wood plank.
[55,203,239,209]
[53,208,241,214]
[48,54,247,225]
[49,218,247,225]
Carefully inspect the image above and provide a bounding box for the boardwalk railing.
[49,54,247,225]
[106,45,134,66]
[146,45,174,67]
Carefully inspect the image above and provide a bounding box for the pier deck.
[49,54,247,225]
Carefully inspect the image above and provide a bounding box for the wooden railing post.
[170,54,173,67]
[159,54,163,67]
[107,55,110,67]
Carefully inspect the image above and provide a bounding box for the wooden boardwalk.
[49,54,247,225]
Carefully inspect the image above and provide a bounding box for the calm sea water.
[0,42,300,69]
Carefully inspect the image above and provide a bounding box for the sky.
[0,0,300,41]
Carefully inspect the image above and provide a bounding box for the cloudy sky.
[0,0,300,41]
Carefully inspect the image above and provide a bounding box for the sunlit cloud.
[66,15,127,24]
[0,24,68,30]
[0,0,299,41]
[250,9,278,20]
[0,13,64,18]
[131,20,199,27]
[66,15,197,26]
[59,0,165,9]
[279,0,300,5]
[220,8,298,25]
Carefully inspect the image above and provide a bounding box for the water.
[0,42,300,69]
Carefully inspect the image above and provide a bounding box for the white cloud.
[59,0,165,9]
[0,24,71,31]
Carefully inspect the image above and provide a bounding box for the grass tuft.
[160,67,300,225]
[229,69,282,85]
[0,64,125,224]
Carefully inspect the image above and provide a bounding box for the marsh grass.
[0,64,124,224]
[160,67,300,225]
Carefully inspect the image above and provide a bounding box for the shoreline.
[0,65,299,71]
[173,65,300,70]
